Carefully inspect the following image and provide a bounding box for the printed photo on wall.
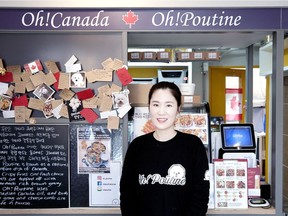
[0,95,12,111]
[33,83,55,102]
[112,90,129,109]
[77,126,111,174]
[70,71,86,88]
[67,97,85,122]
[42,99,55,118]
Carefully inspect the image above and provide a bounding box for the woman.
[120,81,209,216]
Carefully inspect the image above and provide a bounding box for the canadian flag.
[24,59,43,74]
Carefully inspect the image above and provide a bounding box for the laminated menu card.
[214,159,248,209]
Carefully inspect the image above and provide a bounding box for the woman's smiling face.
[149,88,179,132]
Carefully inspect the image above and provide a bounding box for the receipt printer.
[157,69,187,85]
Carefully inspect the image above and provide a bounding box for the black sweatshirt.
[120,131,210,216]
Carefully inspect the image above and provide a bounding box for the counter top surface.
[0,207,276,215]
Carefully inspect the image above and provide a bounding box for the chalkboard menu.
[0,125,69,208]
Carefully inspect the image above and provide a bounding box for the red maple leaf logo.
[31,64,36,70]
[122,10,139,29]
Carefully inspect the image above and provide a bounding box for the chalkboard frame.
[0,124,69,209]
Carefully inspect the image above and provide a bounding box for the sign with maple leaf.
[122,10,139,29]
[0,9,282,31]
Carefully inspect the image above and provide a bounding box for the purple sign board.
[0,8,282,31]
[281,8,288,29]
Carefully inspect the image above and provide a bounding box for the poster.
[133,108,208,145]
[133,107,154,138]
[77,126,112,174]
[89,161,121,206]
[175,113,209,144]
[225,88,243,122]
[214,159,248,209]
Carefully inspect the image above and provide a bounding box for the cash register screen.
[220,123,256,150]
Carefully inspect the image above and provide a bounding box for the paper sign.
[2,110,15,118]
[15,106,26,123]
[82,97,98,109]
[59,88,75,101]
[14,82,26,94]
[65,55,77,67]
[101,57,114,69]
[59,105,69,118]
[86,69,97,83]
[21,70,32,82]
[112,58,124,70]
[107,116,120,129]
[25,80,36,92]
[12,73,21,83]
[0,82,9,95]
[53,72,60,91]
[12,95,29,107]
[86,69,113,82]
[100,110,117,119]
[89,161,121,206]
[80,108,99,124]
[51,99,63,110]
[5,85,15,97]
[28,97,45,111]
[58,72,70,89]
[45,60,60,73]
[66,63,82,72]
[25,107,32,121]
[6,65,21,73]
[76,88,94,100]
[52,103,63,119]
[97,84,110,95]
[65,55,82,72]
[95,95,103,107]
[110,83,122,93]
[117,104,132,118]
[44,72,57,86]
[99,94,113,112]
[116,67,132,86]
[30,71,45,87]
[0,71,13,82]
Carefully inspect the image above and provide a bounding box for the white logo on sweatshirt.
[139,164,186,186]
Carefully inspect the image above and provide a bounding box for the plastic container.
[179,83,196,95]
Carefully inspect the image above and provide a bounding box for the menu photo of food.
[77,126,112,174]
[214,159,248,209]
[174,113,208,144]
